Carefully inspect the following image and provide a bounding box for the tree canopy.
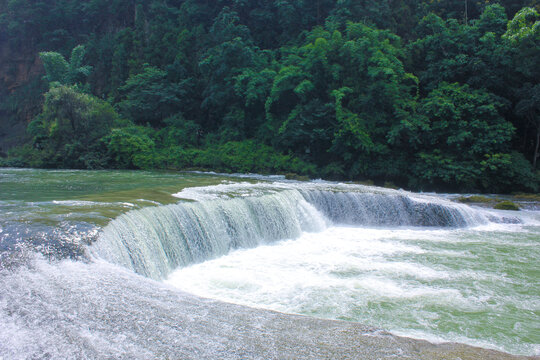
[1,0,539,192]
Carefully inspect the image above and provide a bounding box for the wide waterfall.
[90,189,327,279]
[91,183,514,279]
[2,170,538,358]
[297,190,487,227]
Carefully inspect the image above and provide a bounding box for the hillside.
[0,0,538,192]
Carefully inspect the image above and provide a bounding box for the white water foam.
[90,190,328,279]
[88,181,537,355]
[166,224,540,356]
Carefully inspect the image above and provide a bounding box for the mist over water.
[1,169,539,358]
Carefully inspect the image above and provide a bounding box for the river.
[1,168,538,359]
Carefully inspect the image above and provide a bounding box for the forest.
[0,0,539,193]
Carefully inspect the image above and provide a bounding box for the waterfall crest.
[90,190,326,279]
[91,184,517,279]
[300,190,487,227]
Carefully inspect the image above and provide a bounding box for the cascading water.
[297,189,488,227]
[90,183,518,279]
[90,190,327,279]
[1,169,537,359]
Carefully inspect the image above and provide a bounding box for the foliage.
[493,200,520,210]
[503,7,540,43]
[190,140,317,175]
[27,85,119,168]
[2,0,539,193]
[39,45,92,87]
[408,82,523,191]
[263,23,418,181]
[504,8,540,168]
[104,126,157,169]
[118,65,182,127]
[457,195,496,203]
[479,151,539,192]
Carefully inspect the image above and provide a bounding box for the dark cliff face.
[0,0,137,154]
[0,45,43,93]
[0,36,46,154]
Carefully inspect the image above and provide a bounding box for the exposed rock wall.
[0,37,45,153]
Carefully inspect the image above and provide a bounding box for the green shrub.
[5,145,42,168]
[512,193,540,201]
[383,181,398,189]
[25,85,119,168]
[104,126,156,169]
[159,116,200,148]
[186,140,316,176]
[0,157,26,168]
[493,201,520,210]
[457,195,495,203]
[320,162,345,180]
[284,173,310,181]
[480,152,539,193]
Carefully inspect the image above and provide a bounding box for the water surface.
[1,168,538,358]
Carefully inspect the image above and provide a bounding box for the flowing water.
[0,168,538,359]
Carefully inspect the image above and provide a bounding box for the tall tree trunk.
[464,0,468,25]
[317,0,321,25]
[534,125,539,169]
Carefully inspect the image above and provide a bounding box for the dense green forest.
[0,0,539,192]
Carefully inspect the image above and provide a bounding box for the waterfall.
[90,184,518,279]
[90,190,326,279]
[299,190,487,227]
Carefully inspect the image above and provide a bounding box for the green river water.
[0,168,538,359]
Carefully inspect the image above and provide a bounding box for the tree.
[515,83,540,168]
[197,7,258,132]
[410,82,528,191]
[28,85,118,168]
[118,64,182,127]
[4,0,538,191]
[234,67,276,138]
[264,23,418,180]
[503,7,540,167]
[104,126,157,169]
[39,45,92,86]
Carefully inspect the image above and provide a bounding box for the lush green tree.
[234,66,277,138]
[104,126,157,169]
[265,23,418,180]
[39,45,92,87]
[107,29,137,100]
[190,140,317,175]
[158,115,201,148]
[329,0,397,31]
[504,7,540,167]
[28,85,119,168]
[420,0,483,22]
[3,0,539,192]
[198,7,258,132]
[410,8,513,94]
[479,151,538,192]
[409,82,535,191]
[118,65,182,127]
[264,33,338,165]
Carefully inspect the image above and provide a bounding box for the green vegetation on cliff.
[0,0,539,192]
